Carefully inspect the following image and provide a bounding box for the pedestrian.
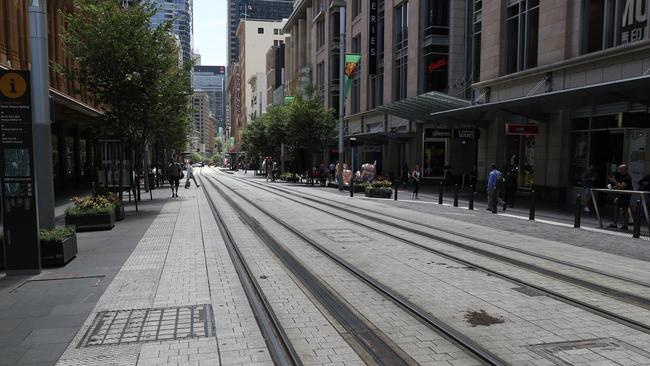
[266,157,274,181]
[185,160,200,189]
[608,164,632,230]
[167,157,182,198]
[411,165,421,198]
[487,164,505,211]
[504,164,518,208]
[272,160,278,181]
[581,165,596,213]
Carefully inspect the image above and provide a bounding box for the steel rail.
[198,175,302,366]
[216,172,650,335]
[205,173,507,366]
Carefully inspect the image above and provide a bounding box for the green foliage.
[365,187,393,198]
[370,179,393,188]
[66,195,116,216]
[40,227,75,243]
[191,152,205,163]
[62,0,193,163]
[214,139,223,153]
[65,206,115,217]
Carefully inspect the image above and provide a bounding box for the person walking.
[411,165,421,198]
[608,164,632,230]
[487,164,505,211]
[167,157,182,198]
[185,160,200,189]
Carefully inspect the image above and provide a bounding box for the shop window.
[591,114,619,129]
[352,0,362,18]
[472,0,482,82]
[423,0,450,37]
[258,28,264,34]
[393,1,409,101]
[422,44,449,93]
[505,0,539,74]
[423,139,447,178]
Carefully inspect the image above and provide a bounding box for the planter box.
[66,210,116,232]
[41,235,78,266]
[115,205,125,221]
[365,187,393,198]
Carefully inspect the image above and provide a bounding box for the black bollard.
[574,194,582,228]
[438,182,443,204]
[529,190,536,220]
[634,200,642,238]
[469,186,474,210]
[394,180,398,201]
[491,189,498,214]
[350,179,354,198]
[453,185,459,207]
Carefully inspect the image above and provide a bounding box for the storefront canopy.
[429,75,650,123]
[377,91,471,122]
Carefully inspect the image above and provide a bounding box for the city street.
[3,168,642,365]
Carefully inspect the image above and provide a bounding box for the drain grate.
[528,338,650,366]
[316,228,370,243]
[79,304,215,347]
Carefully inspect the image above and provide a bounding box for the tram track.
[200,173,506,366]
[211,170,650,335]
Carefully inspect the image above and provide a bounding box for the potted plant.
[65,196,116,231]
[40,227,78,266]
[365,179,393,198]
[93,186,125,221]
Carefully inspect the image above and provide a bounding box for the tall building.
[227,0,293,65]
[149,0,193,64]
[191,91,214,156]
[193,66,227,130]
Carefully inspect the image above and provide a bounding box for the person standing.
[266,157,273,181]
[185,160,200,189]
[581,165,597,213]
[504,165,518,208]
[608,164,632,230]
[487,164,505,211]
[167,157,182,197]
[411,165,421,198]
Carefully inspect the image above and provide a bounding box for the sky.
[193,0,228,66]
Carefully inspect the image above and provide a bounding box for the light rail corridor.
[201,168,650,366]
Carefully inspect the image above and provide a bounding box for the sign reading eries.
[0,70,40,274]
[368,0,378,75]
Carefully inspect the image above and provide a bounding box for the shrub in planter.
[65,196,116,231]
[40,227,78,266]
[365,186,393,198]
[95,191,125,221]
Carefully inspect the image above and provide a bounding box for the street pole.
[337,6,346,191]
[29,0,55,230]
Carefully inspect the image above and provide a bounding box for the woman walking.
[411,165,421,198]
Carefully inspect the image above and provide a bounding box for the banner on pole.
[343,53,361,102]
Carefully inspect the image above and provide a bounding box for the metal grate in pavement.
[79,304,215,348]
[527,338,650,366]
[316,228,370,243]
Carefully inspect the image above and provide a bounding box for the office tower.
[149,0,193,64]
[193,66,227,130]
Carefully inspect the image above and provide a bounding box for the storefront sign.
[506,124,539,135]
[368,0,378,75]
[424,128,452,138]
[0,70,40,273]
[620,0,648,45]
[427,58,447,73]
[453,128,480,140]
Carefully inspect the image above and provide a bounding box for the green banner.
[343,53,361,102]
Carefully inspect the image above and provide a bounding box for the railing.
[590,188,650,235]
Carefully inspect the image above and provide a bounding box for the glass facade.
[193,66,227,130]
[149,0,193,64]
[227,0,293,65]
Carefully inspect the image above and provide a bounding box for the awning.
[429,75,650,123]
[377,91,471,122]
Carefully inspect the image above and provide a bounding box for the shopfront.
[421,127,479,184]
[505,123,538,190]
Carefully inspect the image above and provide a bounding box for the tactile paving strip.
[78,304,215,347]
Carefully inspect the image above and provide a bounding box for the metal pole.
[29,0,55,230]
[574,194,581,228]
[634,199,642,238]
[453,184,459,207]
[529,190,536,220]
[438,182,443,204]
[349,144,354,198]
[337,6,346,191]
[394,180,398,201]
[468,187,474,210]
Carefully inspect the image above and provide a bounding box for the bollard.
[394,180,398,201]
[350,179,354,198]
[469,186,474,210]
[453,185,459,207]
[491,189,498,214]
[438,182,444,204]
[529,190,536,220]
[634,200,642,238]
[574,194,582,228]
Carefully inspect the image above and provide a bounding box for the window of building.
[579,0,648,53]
[472,0,482,82]
[317,19,326,49]
[505,0,539,74]
[317,62,325,101]
[258,27,264,34]
[351,35,362,113]
[394,1,409,101]
[352,0,362,19]
[370,0,386,108]
[423,0,450,37]
[422,45,449,93]
[274,28,279,35]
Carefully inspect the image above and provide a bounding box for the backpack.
[168,162,181,178]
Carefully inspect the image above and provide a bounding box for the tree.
[62,0,192,188]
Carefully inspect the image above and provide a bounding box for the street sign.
[0,70,40,274]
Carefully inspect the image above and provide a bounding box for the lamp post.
[349,137,357,197]
[30,0,55,230]
[337,2,346,191]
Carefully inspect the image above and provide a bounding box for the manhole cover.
[79,304,215,347]
[528,338,650,366]
[316,229,370,243]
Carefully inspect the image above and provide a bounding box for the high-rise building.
[227,0,293,65]
[149,0,193,64]
[191,91,214,156]
[193,66,227,130]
